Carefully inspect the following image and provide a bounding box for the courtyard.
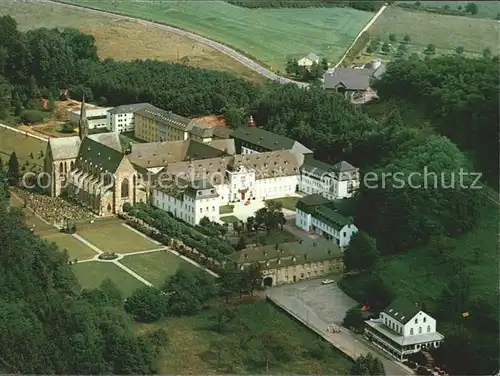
[120,251,197,287]
[77,223,158,254]
[43,232,97,261]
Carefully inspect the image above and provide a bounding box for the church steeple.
[78,95,89,141]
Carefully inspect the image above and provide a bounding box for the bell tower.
[78,95,89,140]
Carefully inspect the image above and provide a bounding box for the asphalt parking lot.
[266,277,357,326]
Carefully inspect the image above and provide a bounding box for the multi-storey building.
[300,155,360,200]
[107,103,149,133]
[365,299,444,361]
[227,238,344,286]
[295,194,358,247]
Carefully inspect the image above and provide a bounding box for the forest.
[0,16,498,375]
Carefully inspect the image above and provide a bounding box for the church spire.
[78,95,88,140]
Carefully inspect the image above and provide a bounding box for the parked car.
[322,279,335,285]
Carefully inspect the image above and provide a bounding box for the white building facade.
[107,103,149,133]
[152,182,221,225]
[295,194,358,247]
[365,299,445,361]
[70,107,113,130]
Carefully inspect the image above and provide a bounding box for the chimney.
[248,115,255,127]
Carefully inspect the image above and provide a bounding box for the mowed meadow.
[370,6,499,54]
[63,0,373,70]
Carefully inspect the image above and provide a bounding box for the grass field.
[120,251,196,287]
[370,6,499,54]
[396,1,500,19]
[134,300,352,374]
[0,1,265,82]
[64,0,373,70]
[340,203,498,312]
[43,232,97,261]
[269,196,299,211]
[72,261,144,296]
[78,224,158,253]
[220,215,240,224]
[0,127,46,168]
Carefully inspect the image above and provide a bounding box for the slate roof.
[206,139,235,155]
[301,154,337,175]
[296,194,330,212]
[323,68,373,91]
[232,150,300,178]
[227,238,342,269]
[108,103,150,115]
[314,205,351,231]
[48,136,81,160]
[88,133,122,152]
[383,299,421,325]
[232,126,312,154]
[128,139,227,169]
[332,160,356,172]
[306,52,320,62]
[135,105,193,131]
[189,123,213,138]
[212,127,232,139]
[77,136,124,173]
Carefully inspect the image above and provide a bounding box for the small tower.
[78,95,89,140]
[248,115,255,127]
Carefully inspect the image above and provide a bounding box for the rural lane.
[47,0,309,87]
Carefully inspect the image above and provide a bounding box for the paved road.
[47,0,308,87]
[267,279,413,375]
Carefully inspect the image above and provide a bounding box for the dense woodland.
[0,16,498,375]
[0,170,163,373]
[226,0,382,11]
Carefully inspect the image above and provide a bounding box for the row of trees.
[124,202,234,261]
[227,0,382,11]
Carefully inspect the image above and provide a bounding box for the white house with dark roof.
[152,179,221,225]
[295,194,358,247]
[365,299,444,361]
[323,60,385,104]
[298,52,320,67]
[300,155,359,200]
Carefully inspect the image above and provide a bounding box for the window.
[121,178,129,198]
[427,325,431,333]
[415,318,418,324]
[423,317,427,323]
[410,328,414,335]
[418,327,422,334]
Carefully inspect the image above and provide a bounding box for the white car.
[322,279,335,285]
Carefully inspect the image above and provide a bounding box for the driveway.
[266,278,413,375]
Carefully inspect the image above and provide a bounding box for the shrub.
[20,110,45,124]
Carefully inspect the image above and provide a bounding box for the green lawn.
[219,204,234,215]
[0,127,46,168]
[63,0,373,70]
[395,1,500,19]
[268,196,299,211]
[72,261,144,296]
[134,300,352,374]
[339,203,498,312]
[220,215,240,224]
[120,251,196,287]
[370,6,499,55]
[44,232,97,261]
[78,224,158,254]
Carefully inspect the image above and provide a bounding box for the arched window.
[59,162,64,175]
[418,327,422,334]
[121,178,129,198]
[70,161,75,170]
[427,325,430,333]
[410,328,414,335]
